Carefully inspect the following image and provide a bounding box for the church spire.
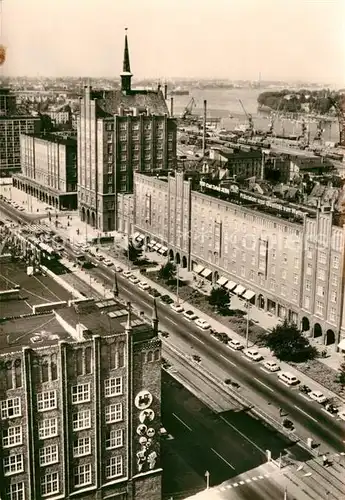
[121,28,133,93]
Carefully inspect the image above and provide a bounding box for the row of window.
[5,457,124,499]
[1,379,123,420]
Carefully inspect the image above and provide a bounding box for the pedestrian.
[322,455,328,467]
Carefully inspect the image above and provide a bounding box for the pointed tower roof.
[121,28,132,76]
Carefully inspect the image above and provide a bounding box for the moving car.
[278,372,300,386]
[129,276,140,284]
[299,384,312,394]
[123,271,132,278]
[170,302,184,313]
[183,310,198,321]
[244,348,263,362]
[192,354,201,363]
[228,339,244,351]
[138,281,150,290]
[159,427,168,438]
[195,318,210,330]
[262,360,280,372]
[309,390,328,404]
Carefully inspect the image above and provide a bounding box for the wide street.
[161,370,310,499]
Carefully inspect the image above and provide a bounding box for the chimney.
[125,302,132,332]
[170,97,174,117]
[164,84,168,100]
[202,100,207,158]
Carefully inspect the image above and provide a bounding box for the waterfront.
[170,87,340,143]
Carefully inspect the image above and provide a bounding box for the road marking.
[259,366,272,374]
[239,480,245,485]
[226,484,232,489]
[245,478,252,483]
[172,413,192,431]
[258,476,264,480]
[321,408,335,418]
[252,476,258,481]
[293,405,318,423]
[167,318,178,327]
[253,377,274,393]
[219,414,266,456]
[190,333,204,344]
[211,448,235,470]
[226,358,238,367]
[233,483,239,487]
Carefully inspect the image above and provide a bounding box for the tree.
[125,242,143,262]
[158,261,176,282]
[336,360,345,388]
[260,320,316,362]
[208,287,230,309]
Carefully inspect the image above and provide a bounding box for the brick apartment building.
[132,170,345,348]
[77,31,177,232]
[0,298,162,500]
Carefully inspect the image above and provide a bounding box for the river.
[170,87,340,143]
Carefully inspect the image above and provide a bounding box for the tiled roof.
[94,89,168,117]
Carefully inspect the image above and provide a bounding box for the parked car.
[278,372,300,386]
[123,271,132,278]
[103,259,113,267]
[244,348,263,362]
[159,427,169,438]
[325,403,338,415]
[195,318,210,330]
[338,410,345,421]
[138,281,150,290]
[114,265,123,272]
[309,390,328,404]
[262,360,280,372]
[183,310,198,321]
[170,302,184,313]
[160,294,173,304]
[229,339,244,351]
[149,288,161,298]
[129,276,140,284]
[299,384,312,394]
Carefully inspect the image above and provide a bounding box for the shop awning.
[338,339,345,351]
[225,281,237,291]
[242,289,255,301]
[193,264,204,274]
[155,243,162,251]
[160,246,168,255]
[133,232,140,240]
[147,242,155,249]
[201,268,212,278]
[217,276,228,286]
[234,284,246,296]
[137,234,145,241]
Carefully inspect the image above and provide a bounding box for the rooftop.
[91,88,169,118]
[21,131,77,147]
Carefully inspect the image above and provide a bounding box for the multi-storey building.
[0,115,41,177]
[77,32,177,232]
[133,171,345,348]
[0,299,162,500]
[13,133,78,210]
[0,88,17,116]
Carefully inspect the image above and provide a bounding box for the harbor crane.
[181,97,196,120]
[267,97,285,135]
[328,95,345,147]
[238,99,254,137]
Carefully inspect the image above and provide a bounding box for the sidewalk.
[92,246,345,406]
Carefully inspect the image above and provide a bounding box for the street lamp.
[176,264,180,305]
[245,299,251,349]
[113,271,119,298]
[205,470,210,490]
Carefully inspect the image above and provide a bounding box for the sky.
[1,0,344,84]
